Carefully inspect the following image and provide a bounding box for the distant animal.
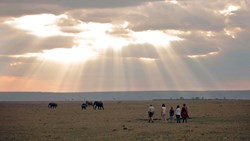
[81,103,87,110]
[86,101,93,106]
[48,103,57,108]
[93,101,104,110]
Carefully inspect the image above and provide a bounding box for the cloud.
[170,32,221,57]
[0,24,37,55]
[227,7,250,29]
[0,0,156,18]
[39,36,75,50]
[0,56,37,78]
[67,1,226,31]
[0,34,75,55]
[125,1,225,31]
[55,14,83,33]
[121,44,159,59]
[0,0,250,91]
[0,24,75,55]
[106,22,131,38]
[0,3,63,17]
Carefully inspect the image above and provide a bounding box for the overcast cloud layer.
[0,0,249,92]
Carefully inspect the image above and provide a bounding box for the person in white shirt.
[161,104,166,121]
[176,105,181,123]
[148,105,155,123]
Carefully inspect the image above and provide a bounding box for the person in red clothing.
[181,104,189,123]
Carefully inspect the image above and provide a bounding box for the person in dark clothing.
[169,106,174,123]
[181,104,188,123]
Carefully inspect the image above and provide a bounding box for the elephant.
[86,101,93,106]
[48,103,57,108]
[81,103,87,110]
[93,101,104,110]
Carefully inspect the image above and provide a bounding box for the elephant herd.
[81,101,104,110]
[48,101,104,110]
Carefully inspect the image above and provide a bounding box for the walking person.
[176,105,181,123]
[161,104,166,121]
[148,105,155,123]
[169,106,174,123]
[181,104,188,123]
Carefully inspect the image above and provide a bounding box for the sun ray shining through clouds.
[0,0,250,92]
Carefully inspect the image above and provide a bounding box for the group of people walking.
[148,103,189,123]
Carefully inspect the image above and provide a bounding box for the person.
[161,104,166,121]
[183,103,190,118]
[169,106,174,123]
[176,105,181,123]
[148,105,155,123]
[181,104,189,123]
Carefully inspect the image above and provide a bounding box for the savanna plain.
[0,100,249,141]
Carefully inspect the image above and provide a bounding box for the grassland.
[0,100,249,141]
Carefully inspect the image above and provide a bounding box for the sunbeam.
[1,0,249,93]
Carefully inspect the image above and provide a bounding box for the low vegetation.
[0,100,249,141]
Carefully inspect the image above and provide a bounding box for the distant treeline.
[0,90,249,101]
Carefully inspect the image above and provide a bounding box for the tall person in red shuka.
[181,103,189,123]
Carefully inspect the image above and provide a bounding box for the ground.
[0,100,249,141]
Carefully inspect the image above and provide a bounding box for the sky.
[0,0,249,92]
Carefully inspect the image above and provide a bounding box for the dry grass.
[0,100,249,141]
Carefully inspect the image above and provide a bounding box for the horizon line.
[1,89,250,93]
